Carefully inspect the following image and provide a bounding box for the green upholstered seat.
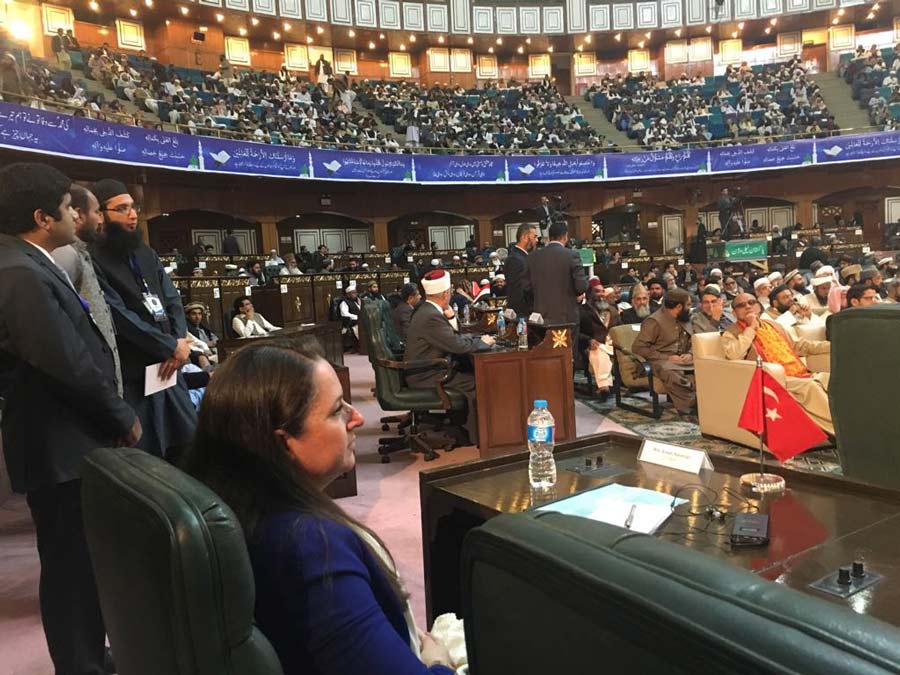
[462,511,900,674]
[80,448,284,675]
[829,305,900,488]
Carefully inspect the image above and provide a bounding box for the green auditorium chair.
[360,301,467,462]
[81,448,284,675]
[829,305,900,488]
[462,511,900,675]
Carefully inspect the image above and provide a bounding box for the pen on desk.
[624,504,636,530]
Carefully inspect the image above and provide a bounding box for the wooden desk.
[420,432,900,625]
[473,326,575,459]
[216,323,343,366]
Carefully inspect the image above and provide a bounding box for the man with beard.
[620,282,652,324]
[0,163,140,675]
[799,274,833,316]
[860,267,886,299]
[490,274,506,297]
[632,288,696,417]
[504,223,538,318]
[89,178,197,459]
[783,268,809,298]
[645,278,666,313]
[52,184,122,395]
[578,278,619,395]
[764,284,822,340]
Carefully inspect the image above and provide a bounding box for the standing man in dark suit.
[537,195,554,239]
[0,163,141,675]
[392,281,420,341]
[90,179,197,459]
[404,270,494,445]
[221,227,241,256]
[504,222,538,319]
[717,188,738,240]
[525,221,588,326]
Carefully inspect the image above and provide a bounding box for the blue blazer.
[249,511,455,675]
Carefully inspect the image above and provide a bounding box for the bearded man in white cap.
[338,283,362,350]
[403,270,495,445]
[753,276,772,309]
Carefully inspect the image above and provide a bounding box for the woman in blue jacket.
[181,337,456,674]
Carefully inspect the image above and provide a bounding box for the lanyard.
[128,254,152,295]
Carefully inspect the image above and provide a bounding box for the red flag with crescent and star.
[737,367,828,462]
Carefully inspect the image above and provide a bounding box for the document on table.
[536,483,687,535]
[145,363,178,396]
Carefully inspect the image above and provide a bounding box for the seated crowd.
[586,57,837,148]
[843,42,900,130]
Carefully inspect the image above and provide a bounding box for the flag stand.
[740,358,786,494]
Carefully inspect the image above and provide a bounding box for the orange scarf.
[744,319,810,378]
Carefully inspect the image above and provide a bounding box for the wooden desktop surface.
[420,432,900,625]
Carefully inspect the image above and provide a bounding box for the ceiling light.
[215,12,224,21]
[488,46,493,53]
[199,25,208,32]
[638,40,645,48]
[179,5,188,14]
[644,31,651,39]
[764,26,771,34]
[585,34,592,43]
[273,31,280,39]
[143,0,152,7]
[496,37,502,44]
[316,25,324,33]
[98,26,108,35]
[251,16,259,25]
[467,36,473,44]
[517,45,524,53]
[89,0,100,10]
[409,34,416,42]
[867,11,875,18]
[873,2,880,8]
[832,17,839,24]
[525,37,531,44]
[737,21,744,29]
[731,31,738,38]
[306,35,313,43]
[164,19,169,25]
[674,28,682,37]
[837,8,844,15]
[770,17,777,24]
[576,44,583,51]
[705,25,712,33]
[348,29,355,36]
[399,43,406,50]
[129,8,137,16]
[614,33,621,41]
[283,22,291,30]
[239,27,247,35]
[548,45,553,52]
[368,41,375,49]
[379,33,385,39]
[438,35,444,43]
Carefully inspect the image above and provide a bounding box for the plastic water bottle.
[527,400,557,489]
[496,311,506,336]
[517,318,528,351]
[452,302,459,318]
[463,303,471,325]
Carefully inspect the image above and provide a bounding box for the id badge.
[142,292,167,322]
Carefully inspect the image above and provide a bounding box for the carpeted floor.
[0,354,616,675]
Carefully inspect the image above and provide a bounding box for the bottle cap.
[534,399,547,408]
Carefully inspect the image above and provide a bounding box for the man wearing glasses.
[90,179,197,459]
[722,292,832,435]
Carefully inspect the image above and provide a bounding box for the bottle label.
[527,424,554,443]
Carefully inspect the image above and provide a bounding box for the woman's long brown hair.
[180,337,408,603]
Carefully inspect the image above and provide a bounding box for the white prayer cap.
[494,274,505,281]
[453,255,461,261]
[421,270,451,295]
[489,252,499,259]
[708,268,723,277]
[430,258,441,266]
[480,278,490,285]
[767,271,783,283]
[346,282,357,291]
[878,257,893,266]
[225,264,238,270]
[815,265,835,278]
[811,275,832,286]
[753,277,770,289]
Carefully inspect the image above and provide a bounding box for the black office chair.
[462,511,900,674]
[360,302,467,462]
[81,448,284,675]
[364,298,411,433]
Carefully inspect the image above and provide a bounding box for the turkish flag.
[737,368,828,462]
[471,281,483,297]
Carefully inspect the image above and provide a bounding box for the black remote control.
[730,513,769,547]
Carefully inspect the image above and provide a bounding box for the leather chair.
[360,301,467,462]
[693,328,829,449]
[609,324,668,418]
[365,298,411,433]
[80,447,284,675]
[830,305,900,488]
[462,511,900,675]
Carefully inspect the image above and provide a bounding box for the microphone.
[503,308,518,322]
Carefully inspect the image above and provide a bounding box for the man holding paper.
[90,178,197,458]
[0,163,141,674]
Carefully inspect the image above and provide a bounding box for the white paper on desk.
[776,310,797,328]
[144,364,177,396]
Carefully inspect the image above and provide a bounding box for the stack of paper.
[536,483,687,535]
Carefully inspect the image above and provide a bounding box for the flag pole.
[740,357,786,494]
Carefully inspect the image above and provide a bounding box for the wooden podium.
[473,325,576,458]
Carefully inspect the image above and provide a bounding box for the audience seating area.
[841,43,900,128]
[587,58,837,148]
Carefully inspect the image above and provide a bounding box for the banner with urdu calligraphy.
[4,101,900,185]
